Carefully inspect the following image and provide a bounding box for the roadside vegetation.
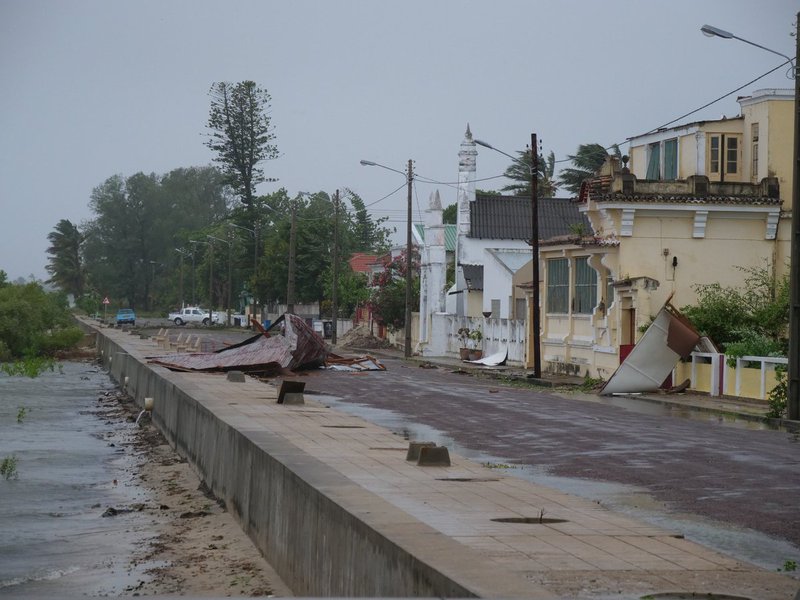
[0,270,83,377]
[681,262,789,416]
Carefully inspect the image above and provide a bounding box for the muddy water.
[0,361,158,596]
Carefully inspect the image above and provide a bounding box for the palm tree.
[500,149,558,198]
[558,143,621,196]
[46,219,85,296]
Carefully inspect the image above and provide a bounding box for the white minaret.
[455,124,477,316]
[419,190,446,355]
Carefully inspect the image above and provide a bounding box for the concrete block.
[227,370,246,383]
[281,392,305,405]
[277,380,306,404]
[417,446,451,467]
[406,441,436,462]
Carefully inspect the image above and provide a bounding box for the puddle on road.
[316,393,800,573]
[559,392,778,431]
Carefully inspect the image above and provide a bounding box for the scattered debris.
[325,354,386,372]
[600,296,701,396]
[465,348,508,366]
[336,324,392,350]
[149,314,327,376]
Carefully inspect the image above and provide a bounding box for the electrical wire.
[412,61,795,182]
[563,59,794,161]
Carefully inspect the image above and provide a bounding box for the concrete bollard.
[227,370,246,383]
[417,446,451,467]
[406,441,436,462]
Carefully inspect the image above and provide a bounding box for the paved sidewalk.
[98,325,800,599]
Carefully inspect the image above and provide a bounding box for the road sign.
[102,297,110,305]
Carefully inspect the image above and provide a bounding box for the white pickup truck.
[168,306,222,326]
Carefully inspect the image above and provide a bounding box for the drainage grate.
[436,477,500,482]
[322,425,366,429]
[639,594,753,600]
[491,517,567,524]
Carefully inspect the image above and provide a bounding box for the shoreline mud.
[100,375,293,597]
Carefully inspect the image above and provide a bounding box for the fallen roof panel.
[149,313,328,373]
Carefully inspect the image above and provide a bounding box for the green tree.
[343,189,392,253]
[681,263,789,354]
[45,219,84,297]
[82,168,229,312]
[257,189,393,311]
[0,280,83,370]
[206,81,278,208]
[368,249,420,331]
[500,149,558,197]
[558,143,621,195]
[442,203,457,224]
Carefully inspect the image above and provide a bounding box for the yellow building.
[628,88,793,201]
[527,88,794,379]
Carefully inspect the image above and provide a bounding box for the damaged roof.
[149,313,328,375]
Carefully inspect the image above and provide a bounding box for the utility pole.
[530,133,542,378]
[208,241,214,324]
[788,12,800,419]
[253,222,260,326]
[287,199,297,315]
[227,232,232,326]
[405,159,413,358]
[332,189,340,345]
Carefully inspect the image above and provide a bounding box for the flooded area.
[315,392,800,574]
[0,361,158,596]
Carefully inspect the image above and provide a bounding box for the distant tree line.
[43,80,393,320]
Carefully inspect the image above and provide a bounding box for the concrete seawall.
[84,321,800,600]
[90,323,541,598]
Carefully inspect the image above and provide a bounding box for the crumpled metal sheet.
[599,299,701,396]
[149,314,328,373]
[325,354,386,372]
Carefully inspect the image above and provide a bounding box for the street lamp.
[474,135,542,378]
[190,239,213,324]
[175,248,190,308]
[149,260,159,310]
[701,18,799,420]
[208,234,232,326]
[228,222,259,325]
[701,24,794,63]
[360,159,414,358]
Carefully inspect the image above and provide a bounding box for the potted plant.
[457,327,471,360]
[468,328,483,361]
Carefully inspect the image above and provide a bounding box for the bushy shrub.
[682,263,788,353]
[724,330,785,367]
[0,279,81,362]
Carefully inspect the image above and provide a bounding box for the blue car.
[115,308,136,326]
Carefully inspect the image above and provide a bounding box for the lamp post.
[474,136,541,378]
[332,189,340,345]
[190,239,213,324]
[229,222,259,326]
[208,234,232,326]
[701,18,799,420]
[175,248,190,308]
[149,260,159,311]
[360,159,414,358]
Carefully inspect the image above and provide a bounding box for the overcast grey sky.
[0,0,796,281]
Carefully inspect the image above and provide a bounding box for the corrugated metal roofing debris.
[148,313,328,375]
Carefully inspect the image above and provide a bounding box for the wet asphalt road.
[301,356,800,550]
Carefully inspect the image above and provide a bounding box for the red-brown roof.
[349,253,379,273]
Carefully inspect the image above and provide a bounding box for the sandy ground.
[111,390,293,597]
